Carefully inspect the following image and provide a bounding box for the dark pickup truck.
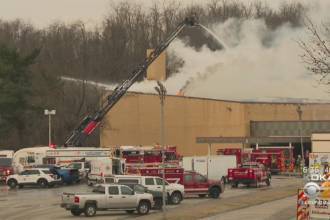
[122,183,168,210]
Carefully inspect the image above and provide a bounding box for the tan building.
[100,92,330,156]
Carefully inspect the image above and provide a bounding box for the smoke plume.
[128,0,330,102]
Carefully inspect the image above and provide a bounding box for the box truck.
[182,155,237,182]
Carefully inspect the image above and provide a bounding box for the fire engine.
[114,145,181,166]
[217,146,294,174]
[252,147,294,173]
[216,148,251,166]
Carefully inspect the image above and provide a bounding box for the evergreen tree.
[0,45,39,144]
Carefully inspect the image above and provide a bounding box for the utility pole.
[44,109,56,147]
[154,81,167,212]
[296,105,305,170]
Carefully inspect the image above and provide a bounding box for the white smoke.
[58,0,330,102]
[130,1,330,102]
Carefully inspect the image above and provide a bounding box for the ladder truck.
[64,17,198,147]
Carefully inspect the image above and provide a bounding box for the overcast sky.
[0,0,205,28]
[0,0,294,28]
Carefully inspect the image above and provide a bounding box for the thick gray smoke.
[56,0,330,102]
[130,1,330,102]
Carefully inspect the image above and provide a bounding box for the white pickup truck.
[61,184,154,217]
[106,175,184,205]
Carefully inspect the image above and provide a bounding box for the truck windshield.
[67,163,82,169]
[133,185,146,193]
[0,158,12,166]
[92,186,105,194]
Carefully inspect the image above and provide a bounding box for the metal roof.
[196,136,311,144]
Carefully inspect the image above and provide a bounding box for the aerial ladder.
[64,17,198,147]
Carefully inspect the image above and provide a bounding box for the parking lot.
[0,176,302,220]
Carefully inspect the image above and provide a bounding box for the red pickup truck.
[228,162,271,188]
[133,167,224,198]
[183,171,224,198]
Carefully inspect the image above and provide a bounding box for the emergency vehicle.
[114,145,181,166]
[217,147,294,173]
[0,150,14,181]
[12,146,52,173]
[44,147,112,165]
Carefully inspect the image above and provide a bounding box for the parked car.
[183,171,225,198]
[228,162,271,188]
[65,161,90,179]
[61,184,154,216]
[6,168,61,188]
[106,175,184,205]
[123,183,167,210]
[51,167,80,185]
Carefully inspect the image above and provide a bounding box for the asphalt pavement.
[0,176,303,220]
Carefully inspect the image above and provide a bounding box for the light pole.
[44,109,56,147]
[154,81,166,212]
[296,105,305,169]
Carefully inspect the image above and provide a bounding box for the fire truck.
[217,147,294,174]
[63,17,198,147]
[216,148,251,166]
[251,147,294,173]
[114,145,181,165]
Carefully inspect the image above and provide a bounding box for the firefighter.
[296,155,302,173]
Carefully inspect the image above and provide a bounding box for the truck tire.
[209,187,220,199]
[221,176,226,184]
[7,179,17,189]
[266,178,271,186]
[170,192,182,205]
[38,179,48,188]
[137,201,150,215]
[84,204,96,217]
[254,179,259,188]
[231,182,238,188]
[71,209,83,216]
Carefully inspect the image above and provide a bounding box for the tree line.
[0,1,306,148]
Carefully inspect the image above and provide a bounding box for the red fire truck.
[115,145,181,166]
[251,147,294,173]
[218,147,294,173]
[216,148,251,166]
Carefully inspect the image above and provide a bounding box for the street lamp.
[44,109,56,147]
[296,105,305,169]
[154,81,166,212]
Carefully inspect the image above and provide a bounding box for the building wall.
[100,92,330,156]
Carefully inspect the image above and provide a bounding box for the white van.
[106,175,184,205]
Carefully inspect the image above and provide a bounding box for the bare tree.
[299,17,330,85]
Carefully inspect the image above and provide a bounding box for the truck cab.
[183,171,224,198]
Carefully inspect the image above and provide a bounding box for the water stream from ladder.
[198,24,227,49]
